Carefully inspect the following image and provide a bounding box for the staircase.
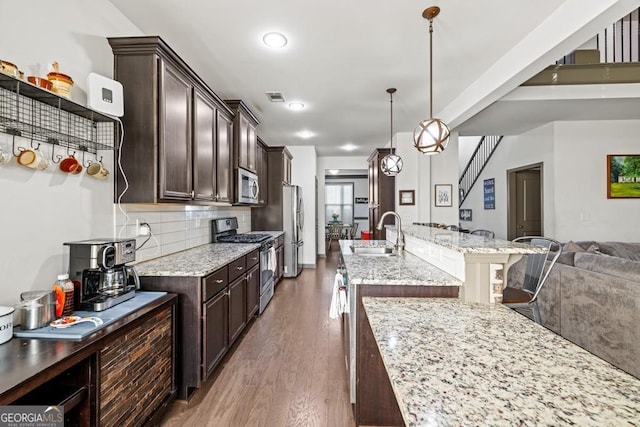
[458,135,503,206]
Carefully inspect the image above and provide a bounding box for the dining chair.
[349,223,360,240]
[445,225,459,231]
[470,229,495,238]
[502,236,562,324]
[326,223,343,252]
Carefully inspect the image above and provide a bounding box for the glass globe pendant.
[380,88,403,176]
[413,6,450,155]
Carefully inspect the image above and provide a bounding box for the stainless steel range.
[211,217,276,314]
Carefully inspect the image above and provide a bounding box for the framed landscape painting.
[608,155,640,199]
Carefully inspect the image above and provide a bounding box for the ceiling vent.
[265,91,286,102]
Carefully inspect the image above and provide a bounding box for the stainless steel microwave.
[236,168,260,204]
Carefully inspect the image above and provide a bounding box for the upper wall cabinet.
[108,36,234,204]
[225,100,259,174]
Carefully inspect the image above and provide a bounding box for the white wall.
[459,120,640,243]
[317,156,368,255]
[287,145,317,267]
[393,133,420,226]
[428,132,460,226]
[0,1,143,306]
[552,120,640,242]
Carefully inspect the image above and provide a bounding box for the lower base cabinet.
[99,306,174,427]
[141,249,260,400]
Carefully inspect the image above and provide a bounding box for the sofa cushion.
[597,242,640,262]
[563,241,585,253]
[574,252,640,283]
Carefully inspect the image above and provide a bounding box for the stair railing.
[458,135,503,206]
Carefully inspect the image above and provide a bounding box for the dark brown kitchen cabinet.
[368,148,395,240]
[275,238,284,285]
[216,110,233,203]
[108,36,235,204]
[226,99,260,173]
[203,288,228,380]
[246,263,260,319]
[228,275,246,345]
[256,138,268,205]
[251,147,294,231]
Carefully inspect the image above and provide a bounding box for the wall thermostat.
[87,72,124,117]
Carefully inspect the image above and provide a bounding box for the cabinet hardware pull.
[215,279,223,283]
[236,266,243,270]
[191,190,195,198]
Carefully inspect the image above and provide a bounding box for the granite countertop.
[339,240,462,287]
[388,224,546,254]
[363,297,640,426]
[134,231,284,277]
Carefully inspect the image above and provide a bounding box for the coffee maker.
[64,238,140,311]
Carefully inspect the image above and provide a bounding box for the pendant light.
[413,6,450,155]
[380,88,403,176]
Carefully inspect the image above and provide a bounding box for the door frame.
[507,162,543,240]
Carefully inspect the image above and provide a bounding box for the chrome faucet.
[376,211,404,252]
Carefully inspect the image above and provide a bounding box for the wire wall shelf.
[0,73,116,154]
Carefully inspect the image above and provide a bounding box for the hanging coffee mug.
[17,148,49,170]
[86,161,109,180]
[59,155,80,174]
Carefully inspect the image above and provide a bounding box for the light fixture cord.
[429,18,434,119]
[389,90,394,154]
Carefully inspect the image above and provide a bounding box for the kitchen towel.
[268,247,277,272]
[329,272,349,319]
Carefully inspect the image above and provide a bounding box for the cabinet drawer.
[246,249,260,268]
[228,257,246,283]
[203,267,228,301]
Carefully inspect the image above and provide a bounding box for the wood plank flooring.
[159,251,355,427]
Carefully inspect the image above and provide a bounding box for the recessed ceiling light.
[341,143,358,151]
[263,32,288,48]
[288,102,304,111]
[296,130,315,139]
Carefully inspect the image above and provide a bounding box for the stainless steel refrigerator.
[283,185,304,277]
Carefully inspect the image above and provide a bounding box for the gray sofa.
[507,241,640,380]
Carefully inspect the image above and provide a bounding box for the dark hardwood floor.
[159,249,355,426]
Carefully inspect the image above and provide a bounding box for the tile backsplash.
[115,204,252,263]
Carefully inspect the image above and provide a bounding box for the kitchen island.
[338,240,461,425]
[363,297,640,426]
[385,224,545,304]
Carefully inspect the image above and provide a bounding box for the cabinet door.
[159,59,192,200]
[216,111,233,203]
[246,264,260,319]
[275,245,284,284]
[237,114,249,170]
[228,276,246,345]
[256,143,268,205]
[193,89,216,201]
[247,123,257,173]
[203,290,228,380]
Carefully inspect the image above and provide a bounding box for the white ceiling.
[107,0,639,157]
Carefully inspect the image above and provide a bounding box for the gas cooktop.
[216,233,272,244]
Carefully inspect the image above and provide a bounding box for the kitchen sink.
[349,246,396,256]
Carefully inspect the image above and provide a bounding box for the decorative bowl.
[27,76,53,91]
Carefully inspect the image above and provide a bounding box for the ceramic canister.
[0,306,15,344]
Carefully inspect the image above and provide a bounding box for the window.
[325,183,353,224]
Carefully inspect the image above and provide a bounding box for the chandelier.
[380,88,403,176]
[413,6,450,155]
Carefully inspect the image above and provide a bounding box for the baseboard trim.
[302,263,316,269]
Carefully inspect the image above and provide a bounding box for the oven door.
[237,169,260,204]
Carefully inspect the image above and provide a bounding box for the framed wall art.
[483,178,495,209]
[607,154,640,198]
[434,184,452,207]
[459,209,472,221]
[399,190,415,205]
